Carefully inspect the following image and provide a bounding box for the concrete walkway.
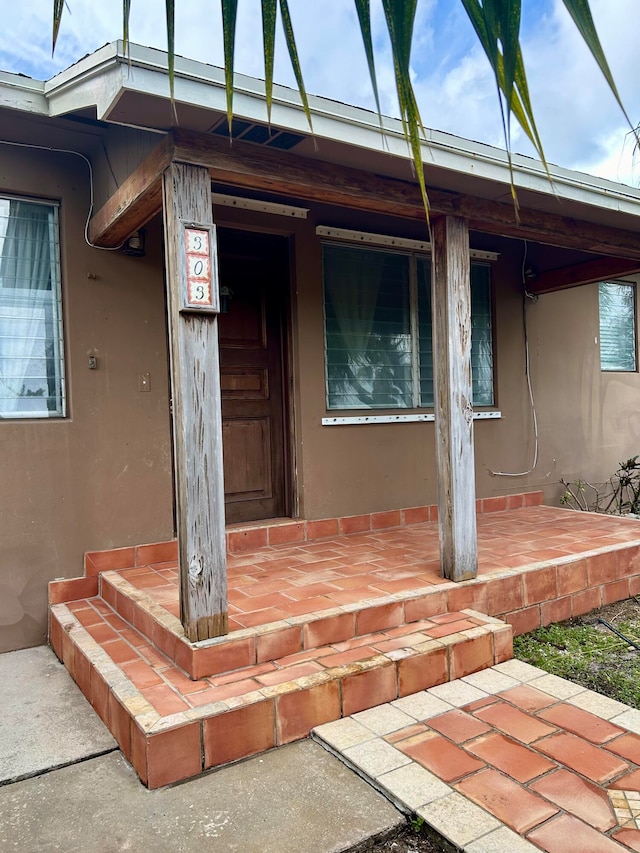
[0,645,117,784]
[0,646,403,852]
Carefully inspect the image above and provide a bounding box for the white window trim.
[0,195,66,420]
[322,411,502,425]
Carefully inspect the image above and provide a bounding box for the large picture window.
[323,243,494,410]
[599,281,637,372]
[0,197,65,418]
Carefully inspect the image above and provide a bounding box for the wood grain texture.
[89,134,173,247]
[91,127,640,260]
[432,216,478,582]
[162,162,228,641]
[528,256,640,295]
[171,129,640,259]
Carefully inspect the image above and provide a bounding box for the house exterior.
[3,41,640,652]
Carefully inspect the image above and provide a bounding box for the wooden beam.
[432,215,478,582]
[90,127,640,260]
[170,129,640,260]
[88,134,173,247]
[162,161,228,642]
[527,256,640,295]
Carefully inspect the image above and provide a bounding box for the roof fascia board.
[43,41,120,93]
[0,71,47,115]
[47,64,126,120]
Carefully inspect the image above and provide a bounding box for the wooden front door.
[217,229,290,524]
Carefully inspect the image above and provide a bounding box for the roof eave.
[10,40,640,219]
[0,70,48,115]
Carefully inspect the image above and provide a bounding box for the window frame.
[0,194,66,420]
[598,280,638,374]
[322,240,496,412]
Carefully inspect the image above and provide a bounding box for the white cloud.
[517,0,639,180]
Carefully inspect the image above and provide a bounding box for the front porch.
[49,495,640,788]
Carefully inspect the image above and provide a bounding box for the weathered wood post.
[162,161,228,640]
[431,215,478,581]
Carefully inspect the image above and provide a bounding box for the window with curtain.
[0,197,65,418]
[323,243,494,410]
[418,259,494,406]
[599,281,637,372]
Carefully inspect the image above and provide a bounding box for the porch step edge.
[49,601,512,789]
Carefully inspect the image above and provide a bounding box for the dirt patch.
[355,822,450,853]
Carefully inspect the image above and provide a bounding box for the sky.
[1,0,639,186]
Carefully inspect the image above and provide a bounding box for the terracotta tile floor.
[115,506,640,632]
[48,504,640,789]
[314,659,640,852]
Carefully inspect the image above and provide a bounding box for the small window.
[599,281,637,372]
[323,243,494,410]
[0,197,65,418]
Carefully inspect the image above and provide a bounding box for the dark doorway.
[217,228,291,523]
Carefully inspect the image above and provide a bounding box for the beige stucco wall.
[528,280,640,493]
[0,137,174,652]
[291,217,640,518]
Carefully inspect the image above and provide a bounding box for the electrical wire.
[489,239,540,476]
[0,138,123,251]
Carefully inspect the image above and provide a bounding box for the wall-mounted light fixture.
[122,229,146,257]
[220,285,234,314]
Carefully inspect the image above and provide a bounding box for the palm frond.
[52,0,65,54]
[221,0,239,132]
[381,0,429,217]
[123,0,132,49]
[261,0,277,125]
[278,0,313,133]
[49,0,631,217]
[561,0,631,126]
[460,0,548,210]
[222,0,311,137]
[354,0,383,122]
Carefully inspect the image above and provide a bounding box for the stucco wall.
[291,218,640,518]
[529,280,640,492]
[0,141,173,652]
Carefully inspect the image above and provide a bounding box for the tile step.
[49,601,512,788]
[98,568,511,680]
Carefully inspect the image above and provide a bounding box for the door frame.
[216,221,298,522]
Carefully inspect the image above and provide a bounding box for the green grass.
[513,620,640,709]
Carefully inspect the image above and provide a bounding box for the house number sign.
[181,223,220,313]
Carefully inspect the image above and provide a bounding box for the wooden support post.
[162,162,228,641]
[432,216,478,581]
